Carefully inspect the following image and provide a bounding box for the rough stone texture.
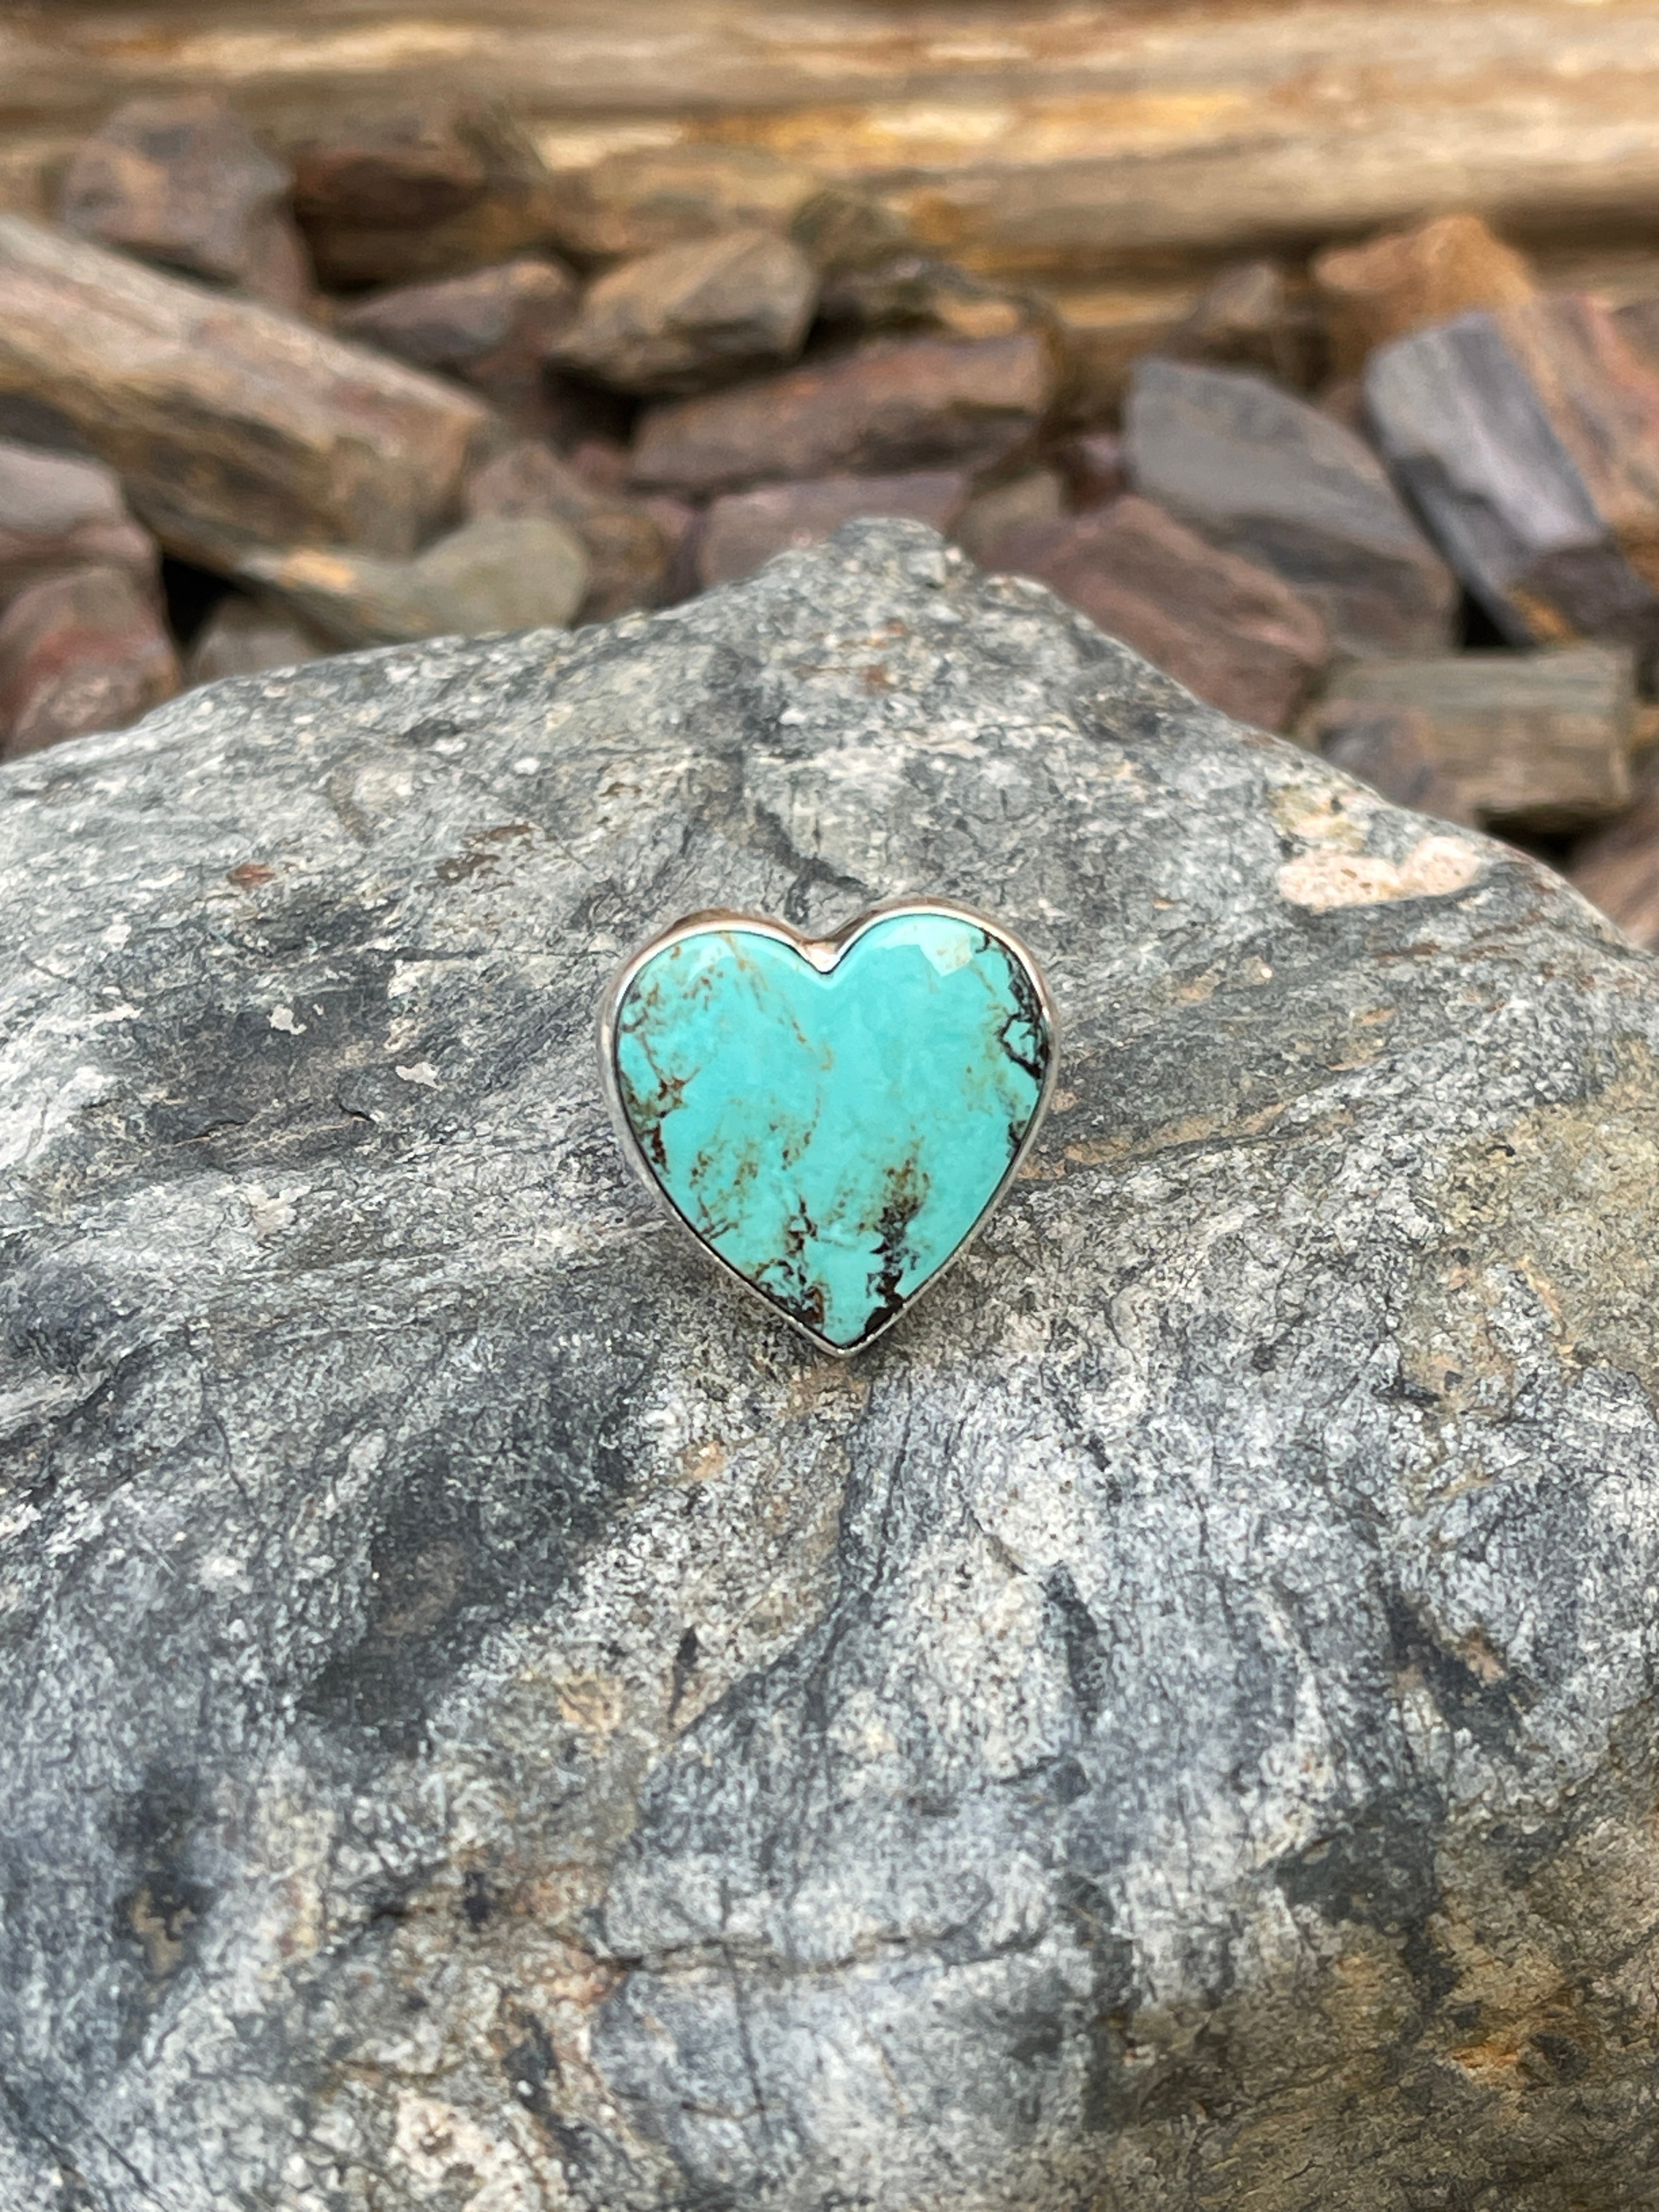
[631,332,1053,498]
[0,561,179,757]
[1125,359,1458,660]
[1313,213,1537,380]
[56,94,313,313]
[238,515,589,648]
[0,437,157,607]
[9,521,1659,2207]
[284,98,561,290]
[1365,301,1659,653]
[1311,646,1636,833]
[977,494,1328,730]
[335,257,581,432]
[698,471,970,588]
[0,216,495,571]
[555,228,818,397]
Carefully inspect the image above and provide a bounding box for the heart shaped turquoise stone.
[609,908,1053,1351]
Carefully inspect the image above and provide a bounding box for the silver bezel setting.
[595,897,1062,1358]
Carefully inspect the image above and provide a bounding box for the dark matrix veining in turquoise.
[608,907,1053,1350]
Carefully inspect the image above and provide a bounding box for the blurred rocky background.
[8,1,1659,943]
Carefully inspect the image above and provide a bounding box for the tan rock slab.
[23,5,1659,289]
[1313,645,1635,831]
[0,216,494,570]
[631,332,1052,499]
[1314,213,1536,379]
[0,563,179,759]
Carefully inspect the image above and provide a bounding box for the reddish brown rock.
[464,439,670,620]
[335,257,580,431]
[1365,294,1659,649]
[1315,213,1537,379]
[0,216,494,569]
[1571,781,1659,948]
[987,495,1327,730]
[284,100,559,289]
[1312,645,1635,831]
[0,565,179,759]
[631,332,1053,499]
[555,229,817,396]
[0,440,156,606]
[697,473,969,588]
[1312,703,1479,825]
[544,146,823,266]
[57,97,312,313]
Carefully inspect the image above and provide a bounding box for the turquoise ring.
[597,900,1059,1355]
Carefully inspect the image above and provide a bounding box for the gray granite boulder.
[3,520,1659,2211]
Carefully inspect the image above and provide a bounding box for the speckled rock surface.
[3,521,1659,2212]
